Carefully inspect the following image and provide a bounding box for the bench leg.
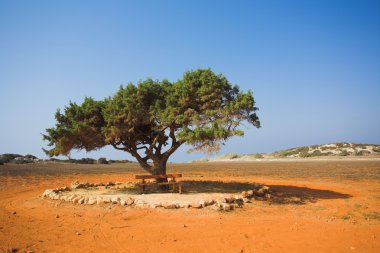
[138,185,145,194]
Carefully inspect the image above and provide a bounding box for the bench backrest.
[135,174,182,179]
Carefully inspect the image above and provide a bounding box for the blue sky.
[1,0,379,162]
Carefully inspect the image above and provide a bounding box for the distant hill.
[193,142,380,162]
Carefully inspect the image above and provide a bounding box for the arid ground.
[1,160,379,253]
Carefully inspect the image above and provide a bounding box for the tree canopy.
[43,69,260,174]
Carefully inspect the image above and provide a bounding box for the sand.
[0,161,379,253]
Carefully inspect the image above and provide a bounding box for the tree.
[43,69,260,177]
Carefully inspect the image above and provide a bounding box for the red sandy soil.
[0,161,379,253]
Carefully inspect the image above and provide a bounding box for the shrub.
[77,158,95,164]
[108,159,132,163]
[299,152,311,158]
[252,153,264,159]
[192,158,209,163]
[339,150,349,156]
[24,154,37,160]
[218,153,241,159]
[14,158,33,164]
[0,153,23,163]
[98,157,108,164]
[295,147,309,153]
[310,150,322,157]
[355,150,370,156]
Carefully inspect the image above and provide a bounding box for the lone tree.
[43,69,260,176]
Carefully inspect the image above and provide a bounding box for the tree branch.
[130,149,153,173]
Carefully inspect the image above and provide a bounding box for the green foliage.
[354,150,370,156]
[43,69,260,173]
[296,146,310,153]
[192,158,209,163]
[0,153,23,163]
[339,150,349,156]
[252,153,264,159]
[299,152,311,158]
[310,150,322,156]
[73,158,96,164]
[97,157,108,164]
[108,159,132,163]
[217,153,241,159]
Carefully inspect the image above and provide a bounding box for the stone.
[241,191,248,198]
[67,195,77,201]
[78,198,85,204]
[190,203,202,208]
[102,197,111,203]
[211,204,222,211]
[87,198,97,205]
[120,199,126,206]
[71,181,84,189]
[223,196,235,203]
[163,203,177,209]
[235,198,244,207]
[265,193,272,199]
[126,197,135,205]
[247,190,254,197]
[199,199,206,207]
[221,203,233,211]
[53,195,60,200]
[179,203,190,208]
[256,186,270,196]
[243,198,251,203]
[72,196,82,204]
[134,199,145,208]
[96,197,103,205]
[111,197,120,204]
[42,189,54,198]
[206,199,215,206]
[150,203,160,208]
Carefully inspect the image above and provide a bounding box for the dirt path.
[0,163,379,253]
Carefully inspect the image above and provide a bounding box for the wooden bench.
[135,174,182,194]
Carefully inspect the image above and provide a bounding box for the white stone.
[68,195,77,201]
[126,197,135,205]
[72,196,82,204]
[102,197,111,203]
[42,189,54,198]
[111,197,120,204]
[87,198,97,205]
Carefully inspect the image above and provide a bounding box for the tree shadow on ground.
[181,180,352,205]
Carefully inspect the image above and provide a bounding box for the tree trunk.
[153,159,169,190]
